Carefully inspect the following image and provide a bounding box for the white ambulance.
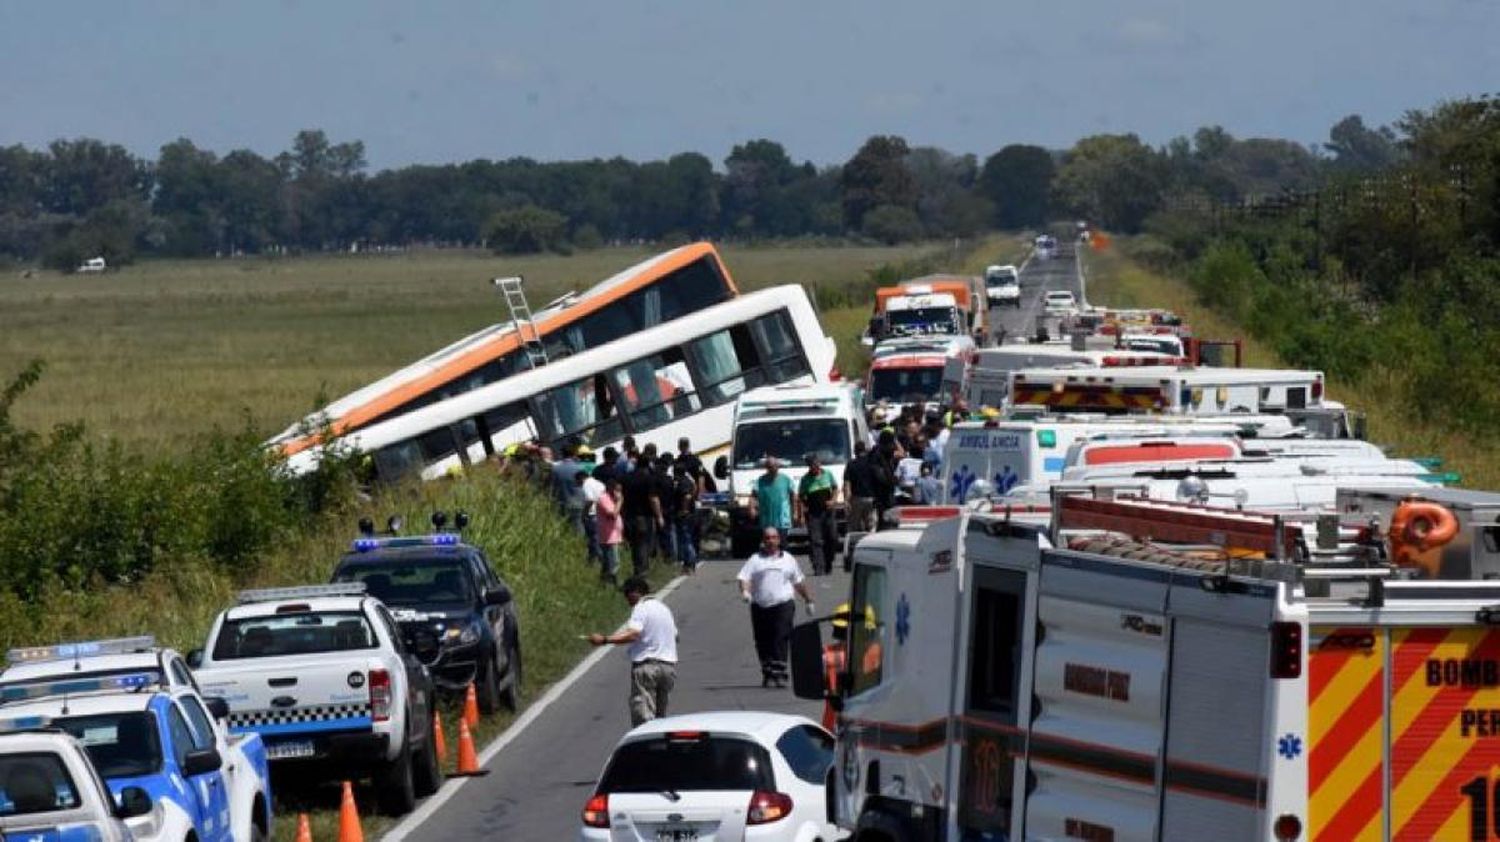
[1007,365,1332,417]
[790,491,1500,841]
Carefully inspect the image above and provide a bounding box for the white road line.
[381,573,691,841]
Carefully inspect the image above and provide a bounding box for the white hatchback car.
[579,711,843,841]
[1043,290,1077,313]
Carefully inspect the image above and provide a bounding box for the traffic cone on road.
[337,781,364,842]
[295,813,313,842]
[433,709,448,767]
[450,718,489,777]
[462,681,480,728]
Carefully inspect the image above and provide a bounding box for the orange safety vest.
[821,644,846,730]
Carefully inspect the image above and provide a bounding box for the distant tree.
[978,144,1055,228]
[216,150,284,252]
[155,139,223,254]
[862,204,923,244]
[841,136,917,230]
[485,205,568,254]
[41,139,150,217]
[1324,115,1399,173]
[905,146,980,236]
[1053,134,1164,232]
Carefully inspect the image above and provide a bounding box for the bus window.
[750,310,811,384]
[373,441,425,481]
[690,326,767,407]
[478,402,535,452]
[418,427,460,462]
[612,349,702,434]
[657,257,731,320]
[535,373,623,447]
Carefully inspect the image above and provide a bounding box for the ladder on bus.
[494,276,548,369]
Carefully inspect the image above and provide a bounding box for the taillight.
[581,793,610,828]
[1312,378,1323,400]
[369,669,391,721]
[1273,813,1302,840]
[747,790,793,825]
[1270,622,1302,679]
[829,365,843,382]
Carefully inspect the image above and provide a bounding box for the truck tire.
[375,741,417,816]
[499,638,523,712]
[413,710,444,797]
[476,650,503,715]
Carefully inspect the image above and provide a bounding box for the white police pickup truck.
[0,715,151,841]
[191,583,442,816]
[0,671,272,842]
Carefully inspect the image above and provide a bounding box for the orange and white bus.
[270,242,739,455]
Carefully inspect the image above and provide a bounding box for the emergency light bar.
[7,636,157,666]
[0,671,162,703]
[0,715,52,733]
[236,583,368,604]
[350,533,461,553]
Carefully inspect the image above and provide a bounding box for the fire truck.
[791,489,1500,841]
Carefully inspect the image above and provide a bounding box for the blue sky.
[1,0,1494,170]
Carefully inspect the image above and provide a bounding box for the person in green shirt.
[749,456,797,542]
[797,453,841,575]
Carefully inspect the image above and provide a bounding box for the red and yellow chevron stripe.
[1389,627,1500,841]
[1309,626,1387,842]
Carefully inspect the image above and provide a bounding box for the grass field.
[1082,242,1500,489]
[0,243,941,449]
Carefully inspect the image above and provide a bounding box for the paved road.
[395,559,851,840]
[987,240,1082,344]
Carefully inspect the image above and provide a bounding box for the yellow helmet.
[831,603,852,629]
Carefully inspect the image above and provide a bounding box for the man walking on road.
[737,528,815,688]
[621,455,663,576]
[748,456,797,542]
[797,453,839,575]
[589,577,678,726]
[843,440,876,536]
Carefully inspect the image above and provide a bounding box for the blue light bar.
[0,671,162,703]
[7,635,158,666]
[350,534,460,552]
[0,715,52,733]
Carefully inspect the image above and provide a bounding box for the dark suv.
[331,532,523,713]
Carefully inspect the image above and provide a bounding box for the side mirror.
[115,786,153,819]
[484,586,512,607]
[181,748,223,777]
[789,621,828,701]
[204,697,231,721]
[713,455,729,481]
[185,649,204,669]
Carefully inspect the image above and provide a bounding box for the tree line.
[0,111,1414,267]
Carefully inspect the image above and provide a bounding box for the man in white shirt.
[589,577,679,725]
[581,469,606,567]
[736,527,816,688]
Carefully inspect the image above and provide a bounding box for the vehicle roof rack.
[236,583,367,604]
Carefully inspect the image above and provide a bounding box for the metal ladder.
[493,276,549,369]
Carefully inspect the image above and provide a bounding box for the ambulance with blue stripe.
[792,490,1500,841]
[0,714,149,841]
[0,672,271,842]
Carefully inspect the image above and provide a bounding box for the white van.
[716,382,868,556]
[983,264,1020,308]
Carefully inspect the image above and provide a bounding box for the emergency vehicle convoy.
[792,489,1500,842]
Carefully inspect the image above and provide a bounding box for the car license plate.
[655,830,698,842]
[267,740,315,760]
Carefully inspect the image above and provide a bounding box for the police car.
[329,519,523,713]
[0,672,272,842]
[191,583,441,816]
[0,715,149,841]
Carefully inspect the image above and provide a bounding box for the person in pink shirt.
[596,477,625,585]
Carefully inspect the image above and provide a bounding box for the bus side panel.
[1307,625,1386,842]
[1388,627,1500,842]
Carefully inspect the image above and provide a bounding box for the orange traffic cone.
[450,718,489,777]
[433,709,448,767]
[337,781,364,842]
[462,682,480,728]
[295,813,313,842]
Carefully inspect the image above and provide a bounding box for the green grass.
[1082,241,1500,489]
[0,243,936,450]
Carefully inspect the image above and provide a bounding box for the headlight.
[457,621,484,645]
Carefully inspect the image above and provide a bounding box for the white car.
[1043,290,1077,313]
[2,635,200,694]
[0,720,148,841]
[983,265,1021,308]
[579,711,844,841]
